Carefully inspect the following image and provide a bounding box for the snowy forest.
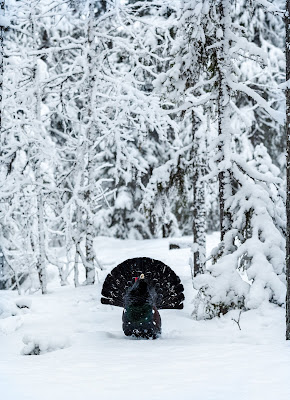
[1,1,290,399]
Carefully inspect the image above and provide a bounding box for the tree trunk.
[74,248,80,288]
[84,1,97,285]
[192,112,206,276]
[0,0,4,131]
[32,7,47,294]
[286,0,290,340]
[73,205,81,287]
[36,193,47,294]
[0,4,4,287]
[217,0,232,242]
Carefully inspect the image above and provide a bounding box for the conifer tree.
[189,0,285,318]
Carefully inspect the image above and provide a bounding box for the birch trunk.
[84,2,97,285]
[73,204,81,287]
[192,112,206,276]
[217,1,232,242]
[286,0,290,340]
[31,8,47,294]
[36,193,47,294]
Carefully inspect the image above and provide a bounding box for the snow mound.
[15,297,32,310]
[21,334,71,355]
[0,316,23,334]
[0,298,19,319]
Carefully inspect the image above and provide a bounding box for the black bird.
[101,257,185,339]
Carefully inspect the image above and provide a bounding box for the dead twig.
[232,310,242,331]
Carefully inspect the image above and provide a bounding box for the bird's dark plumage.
[101,257,184,339]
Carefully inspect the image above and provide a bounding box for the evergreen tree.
[187,0,285,318]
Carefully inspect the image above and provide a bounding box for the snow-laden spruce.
[155,0,287,317]
[194,145,286,318]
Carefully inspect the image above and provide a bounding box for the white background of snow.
[0,232,290,400]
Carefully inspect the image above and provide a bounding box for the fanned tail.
[101,257,184,309]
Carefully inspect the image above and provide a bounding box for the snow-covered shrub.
[21,334,71,355]
[193,146,286,319]
[193,244,250,319]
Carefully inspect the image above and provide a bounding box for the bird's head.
[131,273,148,294]
[124,273,155,307]
[133,273,145,282]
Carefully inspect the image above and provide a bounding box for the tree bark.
[0,0,4,131]
[286,0,290,340]
[192,112,206,276]
[73,204,81,287]
[84,1,97,285]
[36,193,47,294]
[217,0,232,242]
[31,6,47,294]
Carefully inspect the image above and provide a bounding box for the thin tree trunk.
[84,1,97,285]
[73,204,81,287]
[0,0,4,131]
[36,193,47,294]
[74,249,80,287]
[285,0,290,340]
[217,0,232,243]
[0,3,5,289]
[192,112,206,276]
[31,8,47,294]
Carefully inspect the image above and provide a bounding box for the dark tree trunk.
[0,0,5,131]
[286,0,290,340]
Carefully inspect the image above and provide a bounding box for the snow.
[1,233,290,400]
[21,333,71,355]
[255,0,284,13]
[0,15,10,28]
[15,297,32,309]
[0,297,19,319]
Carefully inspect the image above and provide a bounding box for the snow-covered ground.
[1,233,290,400]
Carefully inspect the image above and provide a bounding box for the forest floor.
[1,232,290,400]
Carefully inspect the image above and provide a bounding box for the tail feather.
[101,257,184,309]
